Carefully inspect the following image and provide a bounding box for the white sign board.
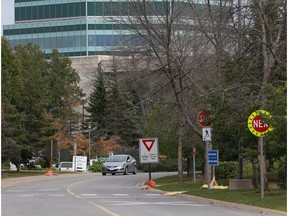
[202,127,212,141]
[73,156,87,171]
[139,138,159,163]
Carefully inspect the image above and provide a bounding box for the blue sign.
[208,150,219,166]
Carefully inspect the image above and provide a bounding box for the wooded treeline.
[105,0,286,185]
[1,0,286,188]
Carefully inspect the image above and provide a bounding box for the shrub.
[89,160,104,172]
[277,157,286,188]
[216,161,238,179]
[138,159,187,172]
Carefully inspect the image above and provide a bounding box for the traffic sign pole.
[260,137,264,199]
[198,111,213,189]
[247,110,273,199]
[193,148,196,183]
[206,141,211,190]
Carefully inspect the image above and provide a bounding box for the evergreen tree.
[103,72,140,147]
[1,37,25,170]
[47,49,81,120]
[86,73,107,135]
[1,42,82,170]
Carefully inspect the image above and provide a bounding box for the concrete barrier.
[229,179,253,190]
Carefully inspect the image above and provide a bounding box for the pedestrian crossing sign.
[202,127,212,141]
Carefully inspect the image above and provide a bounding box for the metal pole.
[88,122,92,168]
[260,137,264,198]
[50,140,53,169]
[58,150,60,168]
[88,130,91,167]
[206,140,211,190]
[193,154,196,183]
[74,142,77,172]
[149,163,151,180]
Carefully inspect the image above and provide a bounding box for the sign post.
[139,138,159,186]
[198,111,213,190]
[247,110,273,199]
[202,127,212,189]
[208,150,219,187]
[192,148,196,182]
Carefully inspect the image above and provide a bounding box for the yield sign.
[142,139,155,152]
[139,138,159,163]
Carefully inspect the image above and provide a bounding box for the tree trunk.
[177,120,185,184]
[16,163,21,172]
[187,156,193,181]
[252,159,259,188]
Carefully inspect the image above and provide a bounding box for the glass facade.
[4,0,227,58]
[3,0,136,58]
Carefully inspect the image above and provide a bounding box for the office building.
[3,0,231,58]
[3,0,137,58]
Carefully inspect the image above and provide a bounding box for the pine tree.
[103,72,140,147]
[86,73,107,136]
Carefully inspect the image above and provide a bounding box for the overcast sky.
[1,1,14,26]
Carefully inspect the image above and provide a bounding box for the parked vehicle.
[102,155,137,175]
[59,162,73,171]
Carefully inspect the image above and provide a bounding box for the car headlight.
[118,164,124,169]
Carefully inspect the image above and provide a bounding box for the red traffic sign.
[142,139,156,152]
[197,111,212,127]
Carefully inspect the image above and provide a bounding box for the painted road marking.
[19,194,35,197]
[81,194,98,197]
[49,194,66,197]
[89,201,120,216]
[109,201,206,207]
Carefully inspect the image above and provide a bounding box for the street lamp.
[80,93,87,127]
[88,122,91,167]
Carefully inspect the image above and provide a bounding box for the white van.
[59,162,73,171]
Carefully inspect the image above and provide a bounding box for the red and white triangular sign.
[142,139,155,152]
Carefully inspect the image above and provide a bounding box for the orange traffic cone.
[148,179,156,188]
[44,169,52,176]
[44,169,58,176]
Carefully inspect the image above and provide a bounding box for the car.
[102,154,137,175]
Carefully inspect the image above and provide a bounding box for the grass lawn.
[2,170,46,179]
[1,170,73,179]
[154,175,287,212]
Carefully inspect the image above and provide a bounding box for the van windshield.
[61,162,72,168]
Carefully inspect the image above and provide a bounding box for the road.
[1,172,281,216]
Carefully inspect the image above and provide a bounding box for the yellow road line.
[66,178,121,216]
[66,178,96,198]
[89,201,120,216]
[66,187,81,198]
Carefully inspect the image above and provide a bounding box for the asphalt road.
[1,172,283,216]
